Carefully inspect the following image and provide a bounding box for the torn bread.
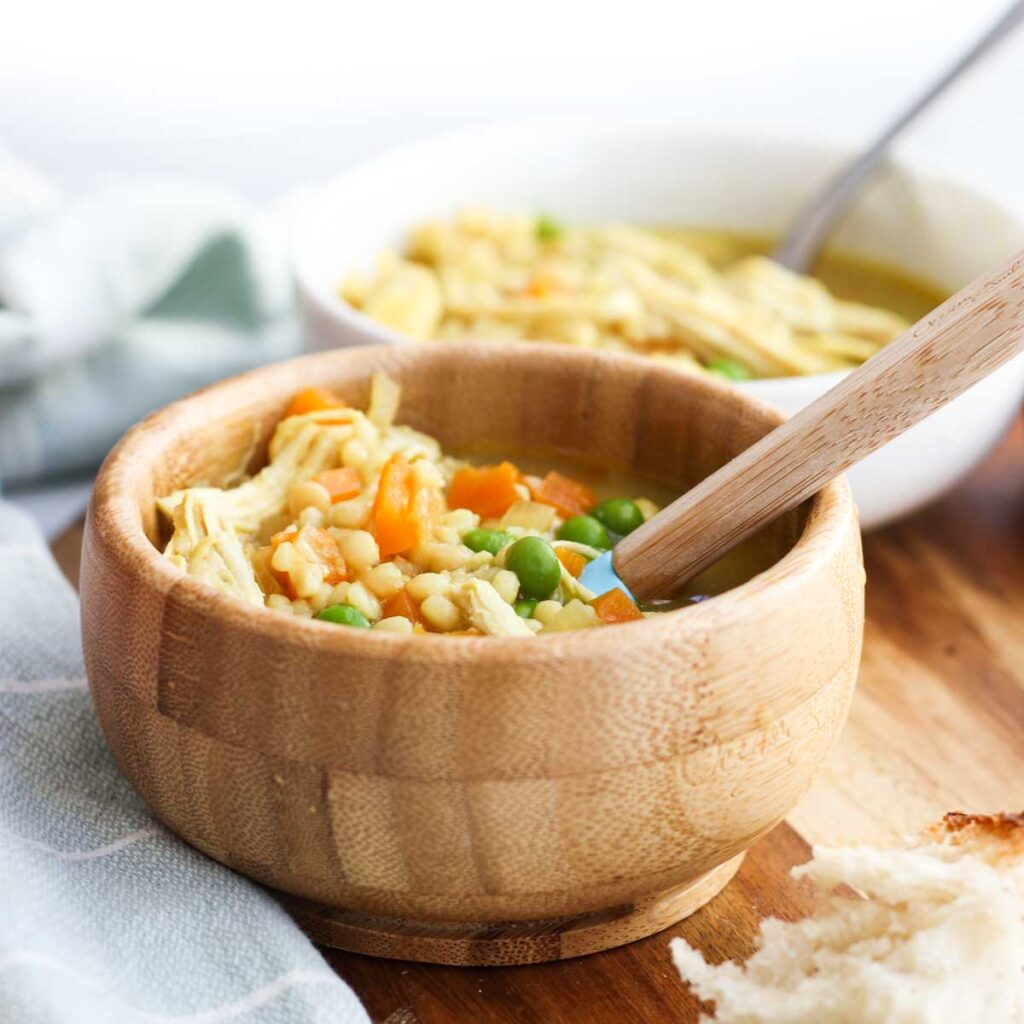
[672,813,1024,1023]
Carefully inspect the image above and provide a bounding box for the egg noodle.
[340,209,910,379]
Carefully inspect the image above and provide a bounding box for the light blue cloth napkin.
[0,150,300,486]
[0,502,369,1023]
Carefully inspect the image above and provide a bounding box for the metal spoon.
[773,0,1024,273]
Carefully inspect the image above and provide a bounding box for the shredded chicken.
[457,578,535,637]
[341,209,915,378]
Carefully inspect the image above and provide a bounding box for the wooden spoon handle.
[616,249,1024,602]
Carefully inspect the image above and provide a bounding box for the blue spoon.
[579,550,637,603]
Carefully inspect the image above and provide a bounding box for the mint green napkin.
[0,502,368,1022]
[0,158,300,486]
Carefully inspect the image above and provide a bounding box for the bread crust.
[929,811,1024,863]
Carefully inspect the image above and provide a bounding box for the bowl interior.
[129,344,806,583]
[289,123,1024,338]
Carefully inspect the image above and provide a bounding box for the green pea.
[513,598,538,619]
[462,527,512,555]
[316,604,371,628]
[707,357,754,381]
[556,514,610,549]
[592,498,644,537]
[505,536,561,599]
[535,213,563,243]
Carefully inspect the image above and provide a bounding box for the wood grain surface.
[618,250,1024,599]
[57,412,1023,1023]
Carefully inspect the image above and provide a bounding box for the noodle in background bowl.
[288,122,1024,528]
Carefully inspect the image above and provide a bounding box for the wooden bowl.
[81,343,864,965]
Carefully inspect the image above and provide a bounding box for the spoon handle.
[773,0,1024,272]
[616,250,1024,602]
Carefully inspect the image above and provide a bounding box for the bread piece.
[672,813,1024,1023]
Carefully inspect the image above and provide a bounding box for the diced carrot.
[591,587,644,625]
[556,548,587,578]
[529,471,596,518]
[271,526,298,549]
[373,454,419,557]
[447,462,521,519]
[312,466,362,504]
[382,588,425,626]
[270,525,346,598]
[285,387,345,418]
[268,527,299,598]
[373,454,440,558]
[522,270,560,299]
[303,527,347,586]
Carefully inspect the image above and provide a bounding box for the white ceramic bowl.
[289,122,1024,528]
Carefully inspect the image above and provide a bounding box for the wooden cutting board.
[54,414,1024,1023]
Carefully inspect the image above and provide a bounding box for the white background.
[2,0,1023,204]
[4,0,1023,534]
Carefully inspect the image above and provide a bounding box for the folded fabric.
[0,501,368,1023]
[0,149,300,486]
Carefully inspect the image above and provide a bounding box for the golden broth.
[662,228,948,322]
[510,455,795,608]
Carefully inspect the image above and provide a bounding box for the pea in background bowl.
[81,342,863,965]
[287,122,1024,529]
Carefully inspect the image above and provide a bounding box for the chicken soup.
[340,210,946,379]
[158,374,763,636]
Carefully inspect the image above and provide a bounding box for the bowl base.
[279,854,744,966]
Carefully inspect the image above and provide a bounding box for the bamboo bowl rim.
[88,343,857,667]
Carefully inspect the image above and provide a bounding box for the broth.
[664,228,947,322]
[511,455,794,608]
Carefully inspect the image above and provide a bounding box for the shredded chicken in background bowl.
[340,209,914,380]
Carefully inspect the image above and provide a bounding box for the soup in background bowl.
[338,213,945,380]
[288,123,1024,527]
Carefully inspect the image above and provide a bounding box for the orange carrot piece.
[312,467,362,504]
[270,528,300,599]
[373,454,439,558]
[373,455,420,558]
[381,588,425,626]
[447,462,521,519]
[522,270,560,299]
[529,471,596,518]
[591,587,644,625]
[270,525,346,598]
[285,387,345,418]
[270,526,298,549]
[303,527,347,586]
[556,548,587,579]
